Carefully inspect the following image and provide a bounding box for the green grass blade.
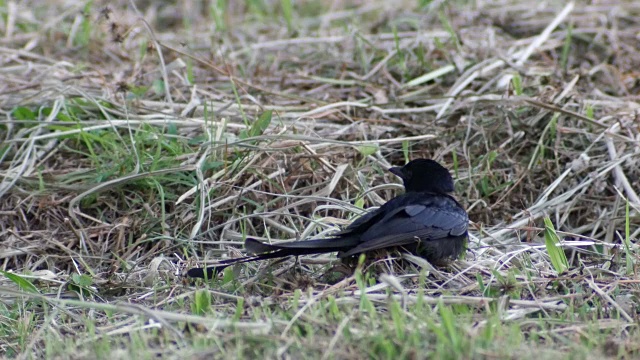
[0,270,40,294]
[543,217,569,274]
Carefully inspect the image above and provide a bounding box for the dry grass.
[1,0,640,358]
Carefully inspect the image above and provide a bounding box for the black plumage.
[187,159,468,279]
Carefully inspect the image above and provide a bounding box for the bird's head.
[388,159,455,193]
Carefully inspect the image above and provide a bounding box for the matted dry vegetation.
[1,0,640,358]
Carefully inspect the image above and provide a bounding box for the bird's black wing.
[339,192,468,257]
[333,193,422,236]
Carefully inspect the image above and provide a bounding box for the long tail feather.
[244,237,357,254]
[186,249,293,279]
[186,255,264,279]
[186,237,359,279]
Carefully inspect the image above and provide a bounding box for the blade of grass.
[543,217,569,274]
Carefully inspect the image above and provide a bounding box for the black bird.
[186,159,468,279]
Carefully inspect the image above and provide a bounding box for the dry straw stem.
[0,286,271,331]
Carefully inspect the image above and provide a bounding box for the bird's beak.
[388,166,405,179]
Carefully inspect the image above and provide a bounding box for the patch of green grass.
[210,0,228,31]
[438,8,461,51]
[560,22,573,71]
[75,1,94,47]
[392,25,408,80]
[543,217,569,274]
[512,72,523,96]
[280,0,294,33]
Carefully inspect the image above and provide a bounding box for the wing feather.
[341,193,468,256]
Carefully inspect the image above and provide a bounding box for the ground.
[1,0,640,359]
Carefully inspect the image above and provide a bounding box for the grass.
[1,0,640,358]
